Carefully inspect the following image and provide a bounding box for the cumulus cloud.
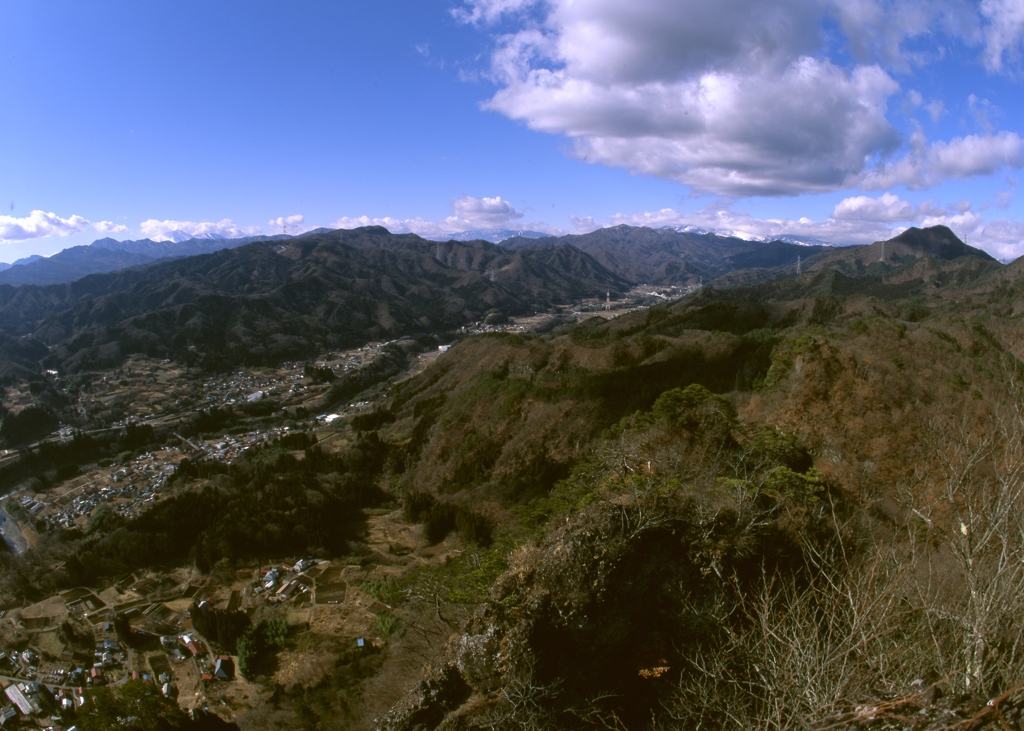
[596,194,1023,258]
[332,195,531,237]
[981,0,1024,71]
[467,0,908,196]
[827,0,982,70]
[968,218,1024,259]
[859,131,1024,189]
[92,221,130,235]
[457,0,1022,196]
[604,204,897,245]
[451,195,523,225]
[833,193,917,221]
[331,215,463,238]
[268,214,308,235]
[139,218,260,242]
[0,210,91,243]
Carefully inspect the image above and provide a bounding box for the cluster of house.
[255,558,318,604]
[0,648,92,729]
[202,371,285,407]
[199,426,293,464]
[455,320,528,336]
[16,495,45,518]
[37,452,178,532]
[166,633,232,683]
[88,638,125,684]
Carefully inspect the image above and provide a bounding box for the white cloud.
[827,0,982,70]
[451,195,523,225]
[459,0,1022,196]
[595,194,1023,258]
[468,0,909,196]
[968,218,1024,259]
[833,193,916,221]
[0,210,91,243]
[569,215,600,233]
[981,0,1024,71]
[453,0,540,25]
[925,99,946,121]
[268,214,308,235]
[139,218,260,242]
[92,221,129,235]
[859,131,1024,189]
[332,195,533,237]
[331,215,463,238]
[604,204,897,245]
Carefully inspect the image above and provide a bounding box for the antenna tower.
[604,290,611,311]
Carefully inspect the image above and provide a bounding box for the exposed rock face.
[375,487,804,731]
[373,663,472,731]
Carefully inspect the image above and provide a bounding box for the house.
[214,657,234,681]
[3,686,32,716]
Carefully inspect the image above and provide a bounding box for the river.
[0,505,27,554]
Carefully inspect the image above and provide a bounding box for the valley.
[0,224,1022,729]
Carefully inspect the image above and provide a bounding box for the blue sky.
[2,0,1023,262]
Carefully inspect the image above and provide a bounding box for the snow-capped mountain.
[657,224,832,247]
[155,230,228,243]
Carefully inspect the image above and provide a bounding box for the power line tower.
[880,240,885,262]
[797,255,801,275]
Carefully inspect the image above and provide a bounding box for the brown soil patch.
[20,595,68,625]
[308,600,377,639]
[165,598,194,614]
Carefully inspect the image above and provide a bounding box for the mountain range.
[2,219,1022,730]
[0,223,999,379]
[422,228,554,244]
[0,234,297,287]
[0,227,628,374]
[2,224,821,288]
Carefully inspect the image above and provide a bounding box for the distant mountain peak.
[421,229,554,245]
[12,254,45,266]
[886,225,994,262]
[156,230,227,243]
[657,224,832,247]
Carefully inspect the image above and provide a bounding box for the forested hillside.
[3,226,1024,729]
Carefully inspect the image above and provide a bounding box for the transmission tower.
[797,255,801,275]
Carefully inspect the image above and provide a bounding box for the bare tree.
[905,402,1024,696]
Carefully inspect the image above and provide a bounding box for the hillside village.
[0,225,1022,729]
